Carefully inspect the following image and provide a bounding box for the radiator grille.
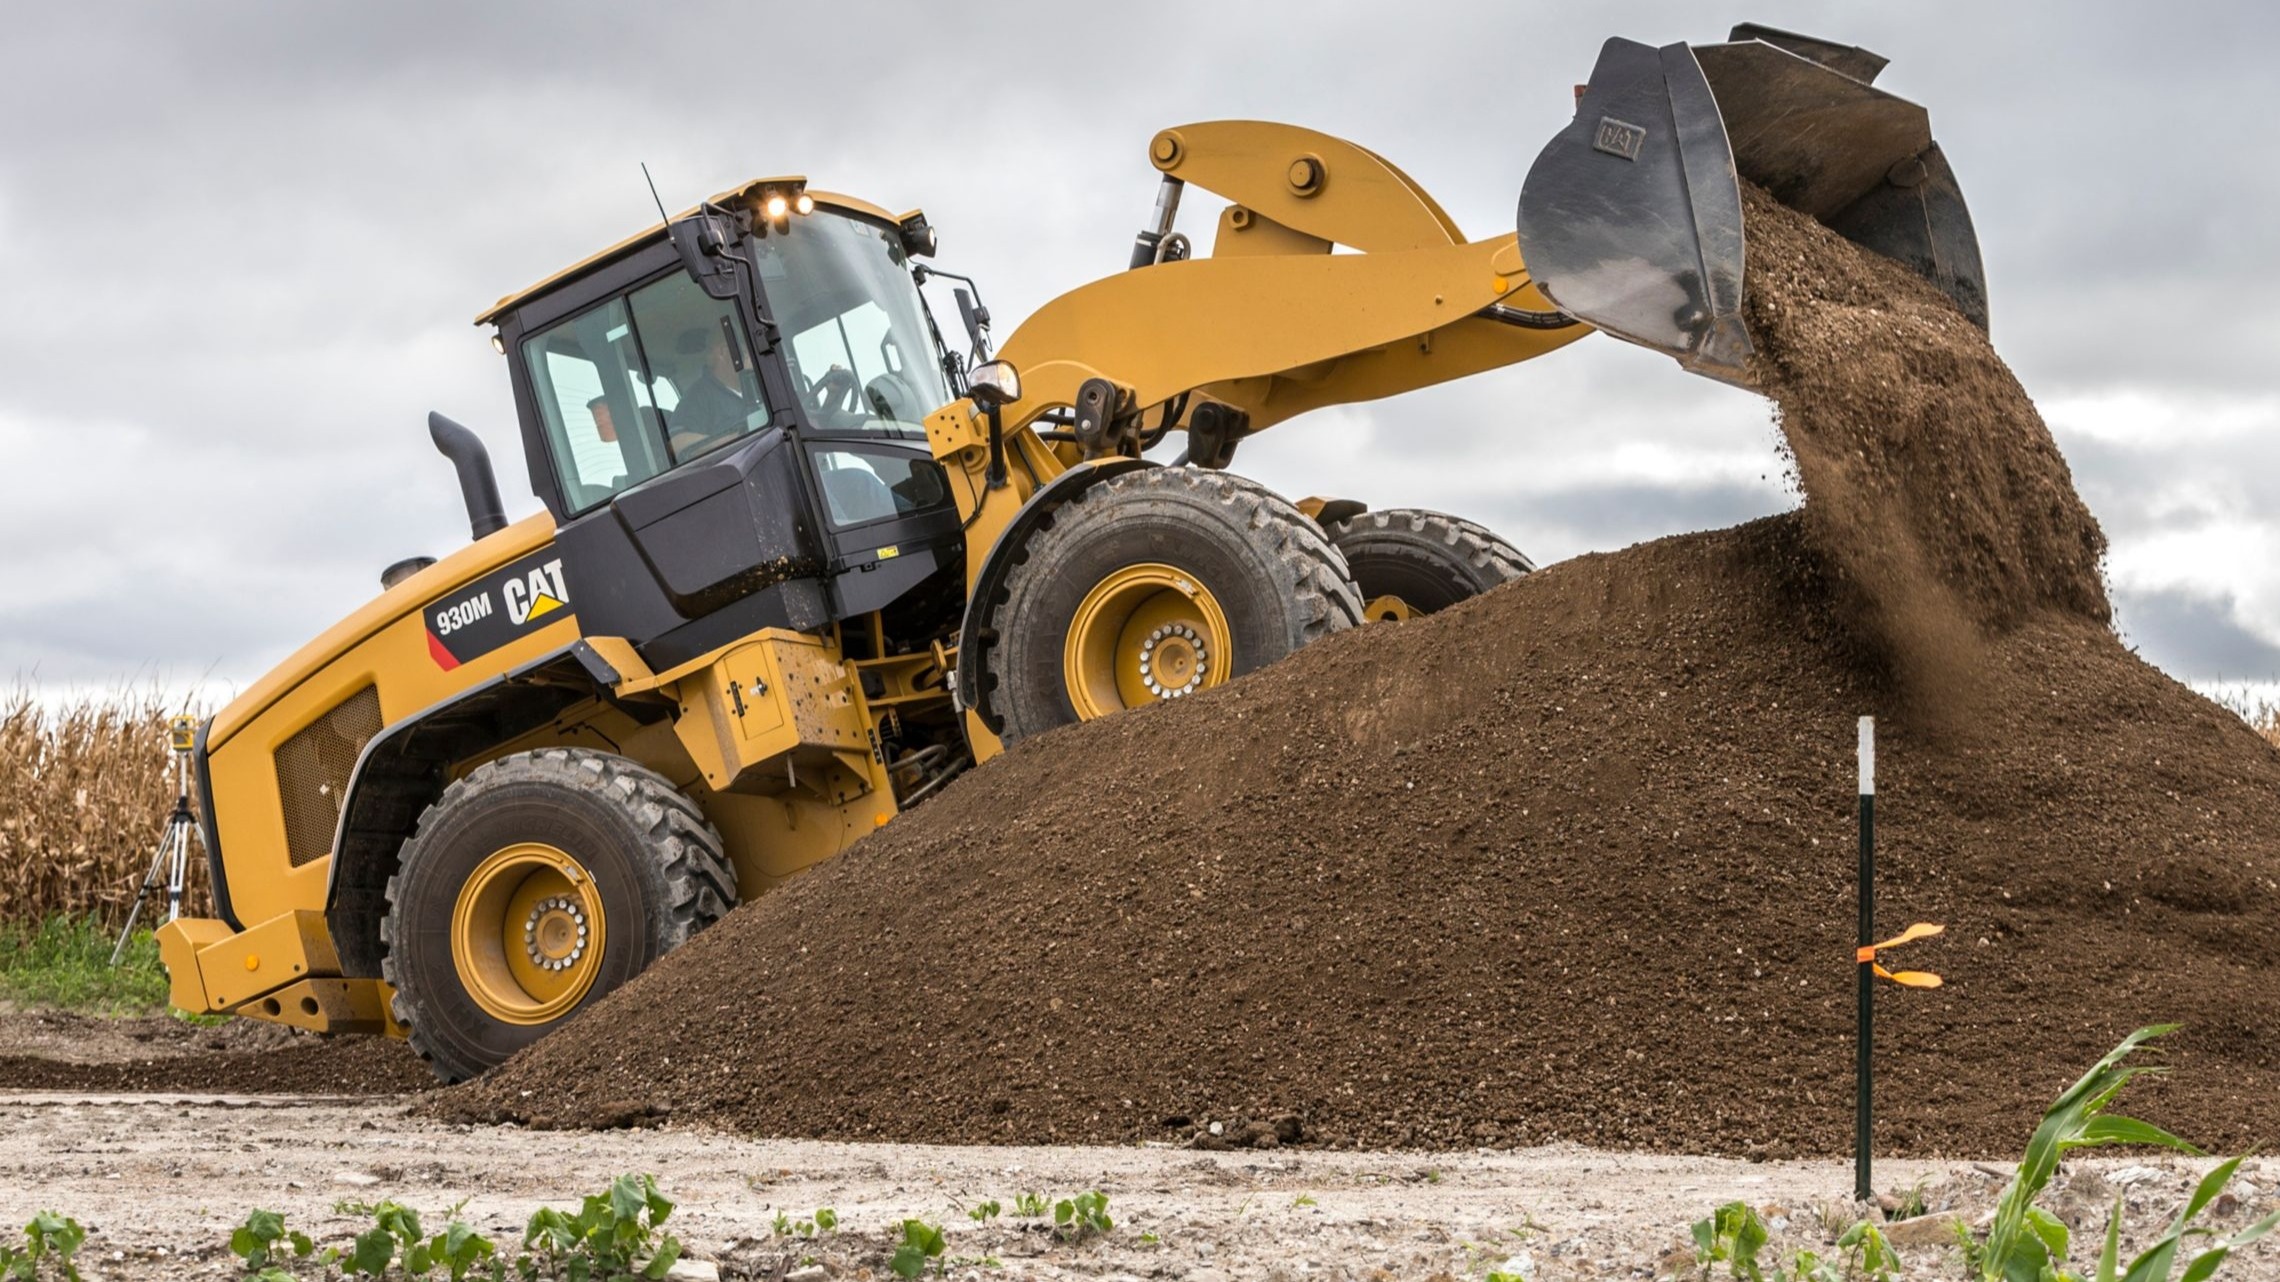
[275,685,382,868]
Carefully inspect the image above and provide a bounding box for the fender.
[321,640,629,978]
[954,456,1154,734]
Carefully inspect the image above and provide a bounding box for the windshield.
[754,212,952,438]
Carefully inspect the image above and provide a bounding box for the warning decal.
[423,549,575,670]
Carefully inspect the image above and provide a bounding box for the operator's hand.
[810,364,860,414]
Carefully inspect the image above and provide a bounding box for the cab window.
[523,275,772,514]
[813,448,950,528]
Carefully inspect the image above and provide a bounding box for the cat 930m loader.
[156,24,1985,1080]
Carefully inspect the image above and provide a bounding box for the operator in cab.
[664,325,755,457]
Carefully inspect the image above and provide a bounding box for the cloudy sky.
[4,2,2277,704]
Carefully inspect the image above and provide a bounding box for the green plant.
[965,1200,1001,1223]
[1052,1191,1113,1241]
[1011,1193,1048,1218]
[1292,1194,1318,1209]
[521,1173,682,1280]
[1890,1180,1929,1222]
[227,1208,314,1280]
[1961,1024,2280,1282]
[2082,1157,2280,1282]
[1976,1026,2198,1282]
[1,1212,88,1282]
[1691,1202,1769,1282]
[889,1219,945,1279]
[0,915,176,1014]
[1486,1273,1525,1282]
[770,1208,837,1239]
[344,1200,426,1276]
[1832,1220,1899,1282]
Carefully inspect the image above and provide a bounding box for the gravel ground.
[2,1092,2275,1280]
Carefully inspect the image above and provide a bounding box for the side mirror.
[668,212,743,301]
[967,360,1020,409]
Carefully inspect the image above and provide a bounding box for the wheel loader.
[154,24,1987,1080]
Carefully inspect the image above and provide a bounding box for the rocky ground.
[6,1086,2278,1281]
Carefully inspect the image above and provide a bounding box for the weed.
[1,1211,88,1282]
[1011,1193,1048,1219]
[1692,1202,1770,1282]
[1889,1179,1929,1222]
[889,1219,945,1279]
[1952,1217,1985,1276]
[1292,1194,1318,1209]
[1053,1192,1113,1241]
[521,1173,682,1280]
[770,1208,836,1239]
[0,915,172,1014]
[1832,1220,1899,1282]
[344,1199,426,1276]
[227,1208,314,1280]
[964,1200,1001,1223]
[1137,1232,1161,1246]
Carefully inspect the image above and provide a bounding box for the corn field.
[0,690,209,928]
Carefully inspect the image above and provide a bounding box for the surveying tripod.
[111,715,201,966]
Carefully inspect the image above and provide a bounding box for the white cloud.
[2,0,2278,694]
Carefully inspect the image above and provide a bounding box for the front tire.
[987,467,1362,745]
[379,747,734,1082]
[1322,508,1534,620]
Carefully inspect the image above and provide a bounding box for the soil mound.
[440,197,2280,1158]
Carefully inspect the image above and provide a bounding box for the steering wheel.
[807,364,866,429]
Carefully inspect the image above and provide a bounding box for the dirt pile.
[442,198,2280,1157]
[1738,184,2108,707]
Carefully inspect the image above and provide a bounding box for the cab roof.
[473,177,911,326]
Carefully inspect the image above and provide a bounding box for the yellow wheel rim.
[1063,562,1233,721]
[449,842,607,1027]
[1361,593,1417,623]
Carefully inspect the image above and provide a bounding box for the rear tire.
[987,467,1362,745]
[379,747,734,1083]
[1323,508,1534,619]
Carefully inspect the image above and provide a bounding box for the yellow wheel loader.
[156,24,1986,1080]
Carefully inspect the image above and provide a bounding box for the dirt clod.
[436,197,2279,1158]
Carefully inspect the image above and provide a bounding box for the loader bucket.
[1516,24,1987,382]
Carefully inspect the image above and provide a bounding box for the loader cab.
[486,188,966,669]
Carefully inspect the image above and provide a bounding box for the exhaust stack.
[428,412,508,541]
[1516,24,1986,382]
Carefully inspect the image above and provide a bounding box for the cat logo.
[502,559,570,626]
[423,551,576,671]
